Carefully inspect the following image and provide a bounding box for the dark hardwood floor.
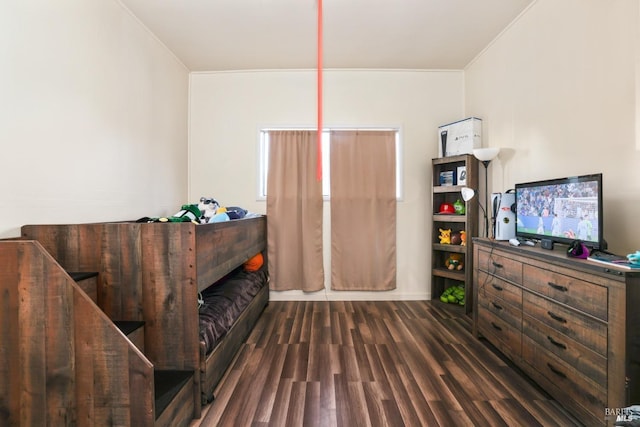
[192,300,582,426]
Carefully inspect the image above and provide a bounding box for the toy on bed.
[170,204,202,223]
[243,253,264,272]
[198,197,220,224]
[136,204,202,223]
[197,196,251,223]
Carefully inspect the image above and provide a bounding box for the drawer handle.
[491,302,503,311]
[490,322,503,331]
[492,261,504,269]
[491,284,504,291]
[548,282,568,292]
[547,311,567,324]
[546,363,567,379]
[547,335,567,350]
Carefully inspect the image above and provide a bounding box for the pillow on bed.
[243,253,263,272]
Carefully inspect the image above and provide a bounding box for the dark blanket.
[198,267,268,355]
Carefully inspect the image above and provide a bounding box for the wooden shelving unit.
[431,154,479,314]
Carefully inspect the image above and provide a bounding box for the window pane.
[322,131,330,197]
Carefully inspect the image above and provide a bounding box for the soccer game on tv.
[515,174,602,246]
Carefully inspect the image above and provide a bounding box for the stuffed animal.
[445,253,464,270]
[440,284,465,305]
[198,197,220,223]
[450,231,462,245]
[135,204,202,224]
[439,228,452,244]
[167,204,201,223]
[205,205,229,223]
[460,230,467,246]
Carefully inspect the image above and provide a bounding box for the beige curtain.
[330,130,396,291]
[266,130,324,291]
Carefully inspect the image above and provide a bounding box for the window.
[258,128,403,200]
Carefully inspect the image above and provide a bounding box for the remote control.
[508,238,520,246]
[522,240,535,246]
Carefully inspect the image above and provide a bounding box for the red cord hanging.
[317,0,323,181]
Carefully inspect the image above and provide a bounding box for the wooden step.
[114,320,145,352]
[68,271,98,303]
[154,370,194,427]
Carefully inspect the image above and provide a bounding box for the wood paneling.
[1,240,155,426]
[194,218,267,292]
[140,222,197,370]
[102,223,144,320]
[21,223,103,272]
[22,222,143,321]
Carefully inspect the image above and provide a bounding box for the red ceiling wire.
[317,0,323,181]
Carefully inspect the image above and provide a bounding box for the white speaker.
[491,191,516,240]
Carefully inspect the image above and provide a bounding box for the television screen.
[515,173,603,249]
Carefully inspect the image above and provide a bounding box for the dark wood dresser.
[473,238,640,426]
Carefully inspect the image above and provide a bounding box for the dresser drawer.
[477,305,521,359]
[523,291,607,357]
[477,249,522,284]
[523,313,606,386]
[476,270,522,309]
[522,264,607,321]
[478,293,522,331]
[522,335,606,420]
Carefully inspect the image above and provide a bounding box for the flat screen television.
[515,173,604,250]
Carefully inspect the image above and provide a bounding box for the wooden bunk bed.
[2,216,267,426]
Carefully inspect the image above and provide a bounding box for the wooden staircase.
[1,236,197,426]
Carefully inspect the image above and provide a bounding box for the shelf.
[432,154,470,165]
[433,244,466,253]
[432,267,465,281]
[433,214,467,223]
[433,185,466,194]
[434,299,466,313]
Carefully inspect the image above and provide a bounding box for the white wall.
[0,0,189,238]
[189,70,464,300]
[12,0,634,298]
[465,0,640,254]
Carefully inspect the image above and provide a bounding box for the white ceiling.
[119,0,535,72]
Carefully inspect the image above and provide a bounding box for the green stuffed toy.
[162,204,202,223]
[138,204,202,224]
[440,284,465,305]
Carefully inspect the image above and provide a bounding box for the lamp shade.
[461,187,476,202]
[473,147,500,162]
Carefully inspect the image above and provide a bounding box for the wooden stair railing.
[0,240,155,426]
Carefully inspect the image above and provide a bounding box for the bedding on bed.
[198,267,268,355]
